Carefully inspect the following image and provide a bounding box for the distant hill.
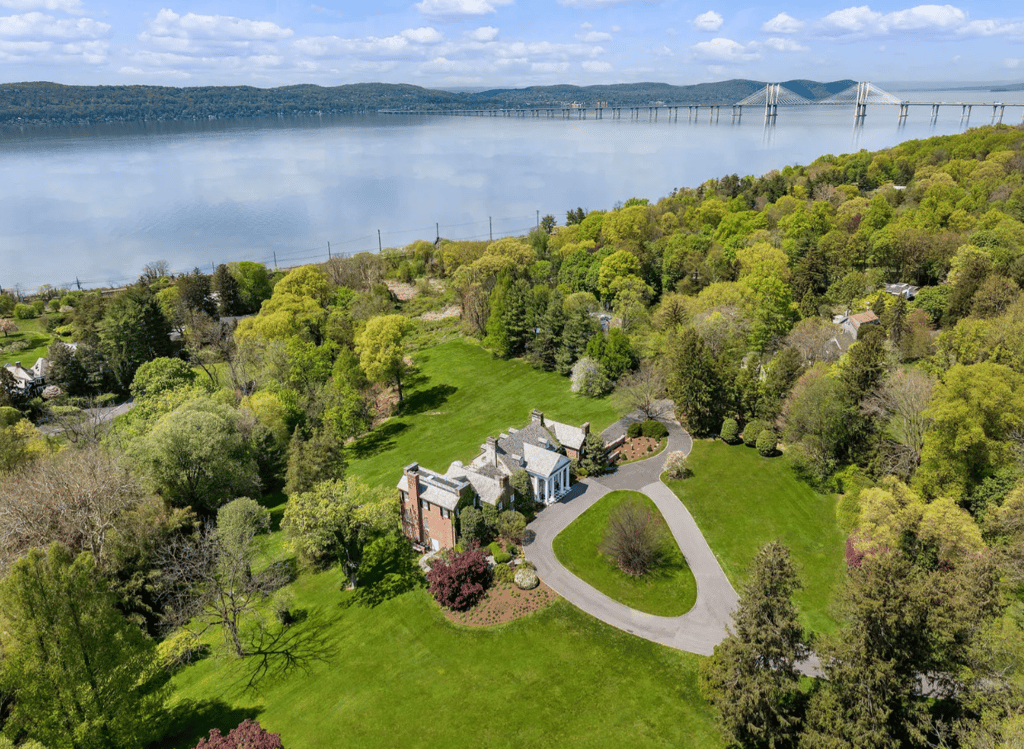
[0,79,857,126]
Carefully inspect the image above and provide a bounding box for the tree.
[282,478,395,586]
[577,432,608,476]
[425,547,491,611]
[194,719,283,749]
[356,314,414,403]
[284,425,347,496]
[129,356,198,401]
[840,325,888,402]
[98,284,173,392]
[211,263,242,317]
[616,362,667,420]
[215,497,270,560]
[555,305,599,375]
[861,367,935,480]
[130,398,258,516]
[229,261,273,314]
[0,544,166,749]
[700,542,807,749]
[157,525,287,658]
[0,318,16,337]
[783,372,852,482]
[354,532,422,607]
[599,498,667,576]
[667,327,725,437]
[570,356,610,397]
[509,470,536,517]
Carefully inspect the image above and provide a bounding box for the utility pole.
[489,216,493,241]
[327,241,331,259]
[273,251,278,270]
[536,209,539,229]
[378,230,382,252]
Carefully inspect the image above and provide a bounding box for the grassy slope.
[665,441,845,635]
[0,317,53,367]
[164,569,723,749]
[345,339,621,491]
[553,490,697,617]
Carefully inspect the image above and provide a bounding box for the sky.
[0,0,1022,89]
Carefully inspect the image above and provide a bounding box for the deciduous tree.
[356,314,414,403]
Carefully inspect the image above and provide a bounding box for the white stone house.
[2,358,48,398]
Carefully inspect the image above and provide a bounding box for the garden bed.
[442,581,557,627]
[614,436,667,464]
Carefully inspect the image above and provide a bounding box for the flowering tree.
[571,356,610,397]
[195,719,283,748]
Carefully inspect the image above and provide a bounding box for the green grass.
[345,339,622,491]
[665,441,846,635]
[163,569,723,749]
[553,490,697,617]
[0,317,53,368]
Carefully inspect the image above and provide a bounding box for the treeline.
[0,78,856,125]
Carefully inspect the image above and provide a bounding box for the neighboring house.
[2,358,48,398]
[397,409,589,551]
[832,310,880,339]
[884,282,919,300]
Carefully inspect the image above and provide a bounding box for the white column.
[547,475,553,503]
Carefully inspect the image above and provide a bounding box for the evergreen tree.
[556,306,598,375]
[667,327,724,436]
[841,325,887,402]
[701,541,807,749]
[212,263,242,316]
[484,274,513,358]
[882,296,909,351]
[0,544,167,749]
[529,290,565,371]
[504,278,532,357]
[98,284,173,393]
[757,347,804,422]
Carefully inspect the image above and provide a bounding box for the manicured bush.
[13,303,37,320]
[487,541,502,556]
[664,451,689,480]
[641,420,668,439]
[194,719,283,749]
[720,418,740,444]
[425,548,491,611]
[493,563,516,583]
[756,429,778,457]
[743,418,766,447]
[514,567,540,590]
[493,550,511,564]
[626,421,643,439]
[497,510,526,542]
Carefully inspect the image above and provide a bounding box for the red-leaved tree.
[425,548,491,611]
[195,719,283,748]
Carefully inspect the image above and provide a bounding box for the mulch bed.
[615,436,665,462]
[442,581,557,627]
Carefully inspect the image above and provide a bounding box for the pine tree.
[529,290,565,371]
[556,306,598,375]
[212,263,242,316]
[667,327,724,436]
[700,541,807,749]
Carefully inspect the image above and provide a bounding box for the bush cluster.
[743,419,767,447]
[756,430,778,457]
[628,419,669,440]
[720,418,740,444]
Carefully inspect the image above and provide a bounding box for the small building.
[884,283,919,300]
[2,358,48,398]
[397,409,589,551]
[832,310,880,339]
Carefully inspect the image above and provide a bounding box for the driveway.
[524,415,739,656]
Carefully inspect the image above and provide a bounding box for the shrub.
[493,550,511,564]
[641,420,668,439]
[13,303,37,320]
[487,541,502,556]
[194,719,283,749]
[600,499,667,577]
[743,418,766,447]
[496,510,527,542]
[494,563,516,583]
[157,630,202,672]
[425,548,491,611]
[756,429,778,457]
[626,421,643,439]
[664,451,689,480]
[720,417,740,444]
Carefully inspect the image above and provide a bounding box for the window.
[404,508,411,522]
[421,500,428,511]
[423,517,429,531]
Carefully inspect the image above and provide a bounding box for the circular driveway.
[523,415,739,656]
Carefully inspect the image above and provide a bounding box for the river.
[1,87,1022,292]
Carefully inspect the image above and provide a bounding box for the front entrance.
[431,538,440,551]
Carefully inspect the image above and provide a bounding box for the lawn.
[0,317,53,368]
[665,441,846,635]
[553,490,697,617]
[345,339,622,491]
[163,569,724,749]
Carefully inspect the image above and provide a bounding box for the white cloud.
[402,26,443,43]
[576,30,611,42]
[465,25,498,41]
[581,59,611,72]
[762,12,803,34]
[1006,58,1020,69]
[762,36,808,51]
[693,11,723,32]
[656,45,673,56]
[0,0,83,14]
[415,0,513,18]
[958,19,1024,37]
[531,61,569,73]
[690,37,759,61]
[558,0,666,7]
[819,4,967,36]
[0,11,108,39]
[610,25,621,32]
[0,35,105,62]
[580,21,592,28]
[145,9,293,42]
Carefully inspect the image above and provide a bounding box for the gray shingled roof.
[396,467,468,511]
[445,461,503,507]
[545,418,586,451]
[522,442,570,476]
[496,421,553,475]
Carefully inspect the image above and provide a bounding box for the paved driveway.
[524,416,739,656]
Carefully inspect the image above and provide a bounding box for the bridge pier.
[898,102,909,121]
[993,104,1005,123]
[732,105,742,121]
[931,104,940,120]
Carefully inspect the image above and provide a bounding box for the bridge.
[378,82,1024,124]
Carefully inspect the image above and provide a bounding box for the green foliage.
[130,356,198,401]
[13,303,37,320]
[355,314,414,402]
[577,432,608,477]
[458,505,485,547]
[743,418,767,447]
[0,544,167,749]
[98,284,173,392]
[284,425,347,496]
[667,327,725,437]
[640,420,668,439]
[756,429,777,457]
[215,497,271,558]
[627,421,643,439]
[157,630,204,673]
[720,418,739,444]
[497,510,527,541]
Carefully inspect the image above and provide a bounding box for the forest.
[1,123,1023,748]
[0,78,855,125]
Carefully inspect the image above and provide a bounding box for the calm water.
[1,88,1023,292]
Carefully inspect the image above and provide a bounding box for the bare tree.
[139,260,170,286]
[157,525,288,657]
[615,362,668,420]
[0,446,147,574]
[862,367,936,480]
[600,499,668,577]
[785,316,843,364]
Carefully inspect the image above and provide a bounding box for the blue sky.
[0,0,1022,88]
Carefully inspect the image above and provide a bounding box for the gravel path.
[524,415,739,656]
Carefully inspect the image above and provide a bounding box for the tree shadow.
[153,700,259,749]
[346,420,410,460]
[256,492,287,532]
[399,383,457,417]
[232,609,338,693]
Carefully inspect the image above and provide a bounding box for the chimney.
[530,409,544,426]
[404,463,422,543]
[582,422,590,437]
[484,437,497,466]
